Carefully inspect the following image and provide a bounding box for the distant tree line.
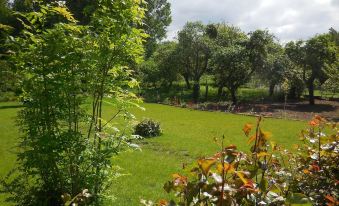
[139,21,338,105]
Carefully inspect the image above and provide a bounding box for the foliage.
[134,119,162,138]
[247,29,273,74]
[0,1,146,205]
[321,68,339,96]
[139,57,160,86]
[139,41,180,87]
[285,34,337,105]
[305,34,336,84]
[0,92,18,102]
[144,115,339,206]
[209,24,250,104]
[142,0,172,58]
[259,41,284,96]
[288,116,339,205]
[0,4,92,205]
[156,117,305,205]
[177,21,211,102]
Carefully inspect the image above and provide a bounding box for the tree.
[177,21,211,103]
[139,41,179,87]
[247,29,273,75]
[322,67,339,97]
[210,24,250,104]
[143,0,172,58]
[260,41,298,97]
[329,27,339,46]
[286,35,337,105]
[154,41,180,87]
[9,0,97,24]
[139,57,160,87]
[304,34,337,104]
[65,0,97,25]
[0,1,146,205]
[0,1,20,95]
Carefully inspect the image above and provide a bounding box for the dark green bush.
[0,92,17,102]
[134,119,162,137]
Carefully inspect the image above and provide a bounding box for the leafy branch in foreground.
[0,0,147,205]
[288,115,338,205]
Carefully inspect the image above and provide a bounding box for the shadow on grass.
[0,104,25,110]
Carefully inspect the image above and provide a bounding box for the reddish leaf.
[243,123,253,136]
[325,194,335,203]
[158,199,168,206]
[309,119,319,127]
[247,135,256,144]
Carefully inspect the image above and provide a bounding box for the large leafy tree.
[6,2,171,57]
[0,0,19,94]
[177,21,211,102]
[329,27,339,46]
[247,29,273,74]
[143,0,172,58]
[286,34,337,105]
[210,24,250,104]
[304,34,337,104]
[140,41,179,87]
[9,0,96,24]
[260,41,295,97]
[323,28,339,96]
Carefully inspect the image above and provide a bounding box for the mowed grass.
[0,102,307,205]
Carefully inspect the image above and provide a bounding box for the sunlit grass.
[0,102,307,205]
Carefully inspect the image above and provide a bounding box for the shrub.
[0,92,17,102]
[152,117,299,206]
[147,116,338,206]
[134,119,162,138]
[288,115,339,205]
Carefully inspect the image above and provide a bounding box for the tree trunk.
[230,89,237,105]
[269,83,275,96]
[205,82,208,102]
[217,85,223,98]
[192,82,200,103]
[308,81,315,105]
[184,75,191,89]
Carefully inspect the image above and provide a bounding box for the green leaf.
[259,178,268,192]
[286,193,312,204]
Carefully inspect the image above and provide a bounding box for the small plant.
[134,119,162,138]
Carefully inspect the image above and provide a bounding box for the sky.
[166,0,339,43]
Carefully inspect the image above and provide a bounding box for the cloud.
[166,0,339,43]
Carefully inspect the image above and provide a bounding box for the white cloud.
[166,0,339,43]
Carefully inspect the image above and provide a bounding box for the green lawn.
[0,102,307,205]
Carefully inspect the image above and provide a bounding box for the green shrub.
[147,116,338,206]
[134,119,162,138]
[0,92,17,102]
[288,116,339,205]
